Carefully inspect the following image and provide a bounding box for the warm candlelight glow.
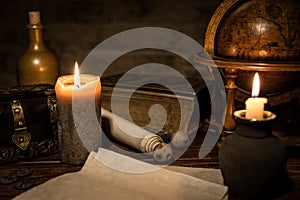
[245,72,267,120]
[74,61,80,89]
[252,73,260,97]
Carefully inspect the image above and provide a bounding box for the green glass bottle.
[17,11,59,86]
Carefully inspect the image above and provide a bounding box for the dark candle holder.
[219,110,291,199]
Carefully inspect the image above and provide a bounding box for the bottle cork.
[28,11,41,24]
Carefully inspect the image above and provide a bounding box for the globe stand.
[223,68,238,132]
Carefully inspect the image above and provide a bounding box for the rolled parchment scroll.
[101,108,173,163]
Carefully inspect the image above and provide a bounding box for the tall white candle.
[245,73,267,120]
[55,62,101,164]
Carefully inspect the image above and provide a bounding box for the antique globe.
[204,0,300,97]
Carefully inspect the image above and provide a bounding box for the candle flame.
[252,73,260,97]
[74,61,80,89]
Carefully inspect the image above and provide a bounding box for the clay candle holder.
[219,110,291,199]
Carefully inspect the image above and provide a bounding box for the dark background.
[0,0,222,88]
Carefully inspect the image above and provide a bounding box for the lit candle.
[55,62,101,164]
[245,73,267,120]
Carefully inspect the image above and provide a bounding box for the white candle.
[245,73,267,120]
[55,62,101,164]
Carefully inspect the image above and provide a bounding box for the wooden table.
[0,134,299,200]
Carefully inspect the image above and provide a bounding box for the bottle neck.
[27,24,46,50]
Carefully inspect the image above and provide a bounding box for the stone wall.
[0,0,222,87]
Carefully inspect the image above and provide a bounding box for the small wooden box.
[101,74,210,136]
[0,85,58,164]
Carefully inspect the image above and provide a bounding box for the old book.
[101,74,211,148]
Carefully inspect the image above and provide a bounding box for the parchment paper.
[14,148,228,200]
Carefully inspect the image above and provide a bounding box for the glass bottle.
[17,11,59,86]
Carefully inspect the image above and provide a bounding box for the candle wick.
[74,79,80,89]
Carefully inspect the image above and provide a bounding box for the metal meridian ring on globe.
[73,27,226,173]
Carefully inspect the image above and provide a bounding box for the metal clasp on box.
[10,100,31,150]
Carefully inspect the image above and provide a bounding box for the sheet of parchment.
[14,148,227,200]
[165,166,224,185]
